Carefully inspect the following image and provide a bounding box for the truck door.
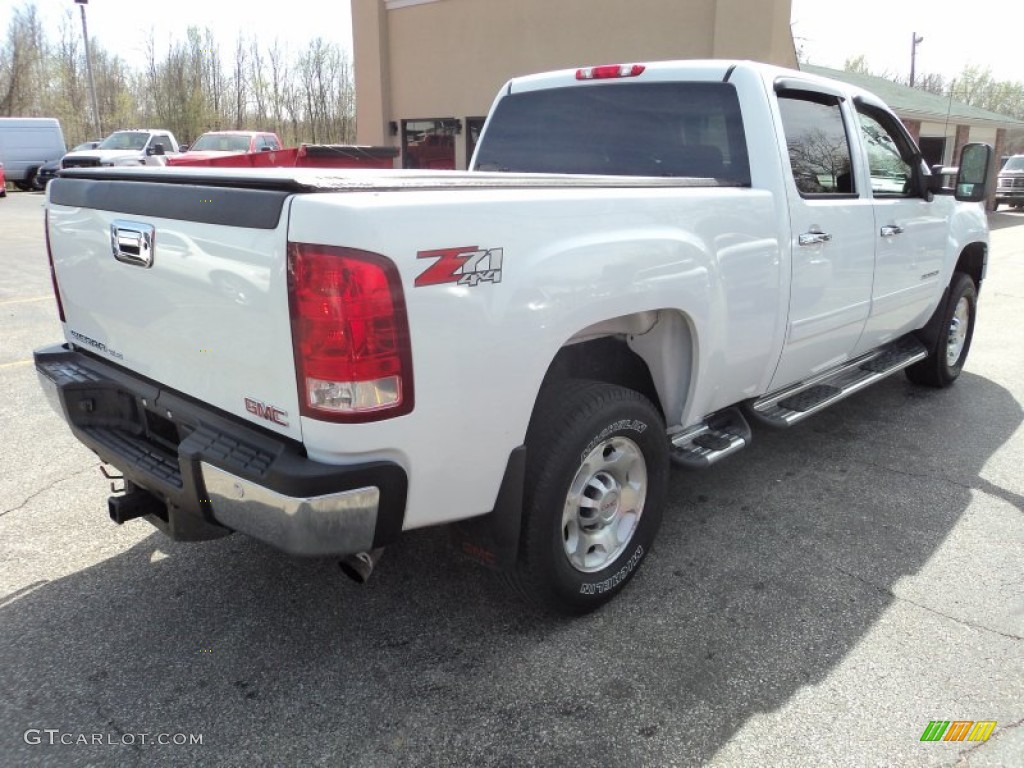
[849,101,948,354]
[769,87,875,390]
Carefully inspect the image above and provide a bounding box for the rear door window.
[776,91,856,197]
[474,81,750,183]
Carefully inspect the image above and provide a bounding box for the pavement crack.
[828,562,1024,642]
[956,717,1024,765]
[0,463,101,518]
[858,460,975,492]
[857,461,1024,512]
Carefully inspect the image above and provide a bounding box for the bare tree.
[2,3,359,149]
[0,4,46,115]
[232,33,248,129]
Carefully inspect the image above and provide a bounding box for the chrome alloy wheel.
[561,436,647,573]
[946,296,971,367]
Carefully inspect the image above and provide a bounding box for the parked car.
[0,160,6,197]
[33,140,102,190]
[168,143,398,169]
[0,117,66,190]
[172,131,282,163]
[994,154,1024,210]
[62,130,179,168]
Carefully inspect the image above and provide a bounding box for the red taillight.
[44,210,66,322]
[287,243,413,422]
[575,63,646,80]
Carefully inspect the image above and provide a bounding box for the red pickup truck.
[167,141,399,170]
[170,131,283,163]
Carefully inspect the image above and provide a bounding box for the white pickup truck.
[61,129,180,168]
[35,60,992,614]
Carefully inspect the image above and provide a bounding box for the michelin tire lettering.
[581,419,648,462]
[580,545,645,595]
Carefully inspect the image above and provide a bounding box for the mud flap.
[450,446,525,571]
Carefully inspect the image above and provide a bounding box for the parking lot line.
[0,360,33,369]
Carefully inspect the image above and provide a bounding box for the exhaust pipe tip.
[339,548,384,584]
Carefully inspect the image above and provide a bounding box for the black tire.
[504,380,668,614]
[14,167,37,192]
[906,272,977,387]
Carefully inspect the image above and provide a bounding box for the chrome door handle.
[880,225,904,237]
[798,230,832,246]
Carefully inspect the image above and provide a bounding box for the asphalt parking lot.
[1,188,1021,767]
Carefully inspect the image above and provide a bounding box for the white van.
[0,118,66,190]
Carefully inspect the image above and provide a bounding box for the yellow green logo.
[920,721,996,742]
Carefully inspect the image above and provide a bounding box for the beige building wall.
[353,0,796,166]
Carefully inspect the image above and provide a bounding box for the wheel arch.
[915,250,985,355]
[956,241,987,294]
[453,309,695,574]
[533,309,696,428]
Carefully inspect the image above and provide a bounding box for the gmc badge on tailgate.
[110,220,155,268]
[244,397,289,427]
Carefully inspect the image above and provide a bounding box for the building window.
[402,119,458,170]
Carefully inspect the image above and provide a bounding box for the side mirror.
[927,163,958,195]
[179,144,189,153]
[955,143,992,202]
[259,146,271,152]
[150,143,166,156]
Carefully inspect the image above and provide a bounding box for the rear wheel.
[14,167,37,192]
[504,380,668,614]
[906,272,977,387]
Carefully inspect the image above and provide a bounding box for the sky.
[790,0,1024,83]
[2,0,1023,85]
[0,0,355,68]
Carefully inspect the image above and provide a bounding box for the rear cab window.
[473,81,750,184]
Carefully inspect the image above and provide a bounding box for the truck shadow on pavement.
[0,372,1020,766]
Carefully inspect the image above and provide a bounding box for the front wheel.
[906,272,977,387]
[504,380,668,614]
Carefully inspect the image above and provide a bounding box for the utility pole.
[75,0,102,137]
[910,32,924,88]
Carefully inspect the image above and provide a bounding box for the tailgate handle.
[110,220,155,268]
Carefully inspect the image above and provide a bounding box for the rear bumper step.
[34,344,407,556]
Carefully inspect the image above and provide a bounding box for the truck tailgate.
[47,176,302,442]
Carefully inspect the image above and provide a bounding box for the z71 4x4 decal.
[415,246,503,288]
